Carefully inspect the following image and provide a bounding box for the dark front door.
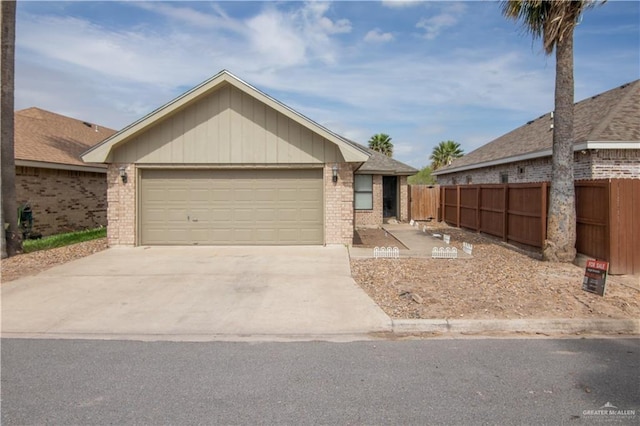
[382,176,398,218]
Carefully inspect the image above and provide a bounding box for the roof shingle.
[352,142,418,175]
[435,80,640,174]
[16,107,116,168]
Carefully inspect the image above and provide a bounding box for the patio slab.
[349,223,473,259]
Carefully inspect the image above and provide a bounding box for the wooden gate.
[409,185,440,221]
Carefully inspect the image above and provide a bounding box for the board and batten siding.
[111,84,343,164]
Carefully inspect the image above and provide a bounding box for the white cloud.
[364,29,394,42]
[382,0,422,8]
[17,14,215,87]
[246,9,308,68]
[416,3,467,40]
[416,14,457,40]
[299,2,352,34]
[132,2,236,30]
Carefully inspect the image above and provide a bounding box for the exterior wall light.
[332,164,339,183]
[119,166,128,184]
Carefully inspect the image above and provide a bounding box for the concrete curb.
[392,318,640,335]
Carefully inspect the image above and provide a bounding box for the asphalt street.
[2,338,638,425]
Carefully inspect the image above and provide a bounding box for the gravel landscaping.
[1,238,107,283]
[351,222,640,320]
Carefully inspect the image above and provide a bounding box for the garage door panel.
[256,208,277,221]
[144,208,169,222]
[234,189,254,201]
[300,208,322,221]
[190,228,212,243]
[234,209,254,222]
[211,189,231,201]
[278,228,300,242]
[190,207,211,222]
[233,229,254,243]
[167,189,189,202]
[210,228,233,241]
[254,188,277,201]
[210,208,234,221]
[168,209,188,222]
[166,229,191,244]
[300,229,323,243]
[278,209,299,221]
[141,169,323,245]
[146,188,168,202]
[278,189,299,201]
[190,189,210,202]
[299,188,321,201]
[255,229,277,242]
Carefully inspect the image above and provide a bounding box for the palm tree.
[502,0,600,263]
[430,140,463,170]
[368,133,394,157]
[1,0,20,257]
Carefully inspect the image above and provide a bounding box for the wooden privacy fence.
[441,183,547,249]
[409,185,440,221]
[575,179,640,276]
[439,180,639,275]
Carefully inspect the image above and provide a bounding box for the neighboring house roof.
[434,79,640,175]
[16,107,116,172]
[353,142,418,175]
[83,70,370,164]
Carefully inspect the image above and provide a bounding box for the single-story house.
[433,80,640,184]
[15,107,116,236]
[82,70,416,246]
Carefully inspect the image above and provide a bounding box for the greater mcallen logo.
[583,402,636,420]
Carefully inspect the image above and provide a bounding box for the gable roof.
[434,80,640,175]
[353,142,418,175]
[16,107,116,172]
[83,70,370,164]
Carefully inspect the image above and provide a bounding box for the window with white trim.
[354,175,373,210]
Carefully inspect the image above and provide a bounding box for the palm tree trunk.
[543,29,576,263]
[1,0,21,257]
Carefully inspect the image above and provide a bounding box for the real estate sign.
[582,259,609,297]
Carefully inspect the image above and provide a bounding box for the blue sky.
[16,1,640,169]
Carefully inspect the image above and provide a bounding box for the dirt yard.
[351,223,640,320]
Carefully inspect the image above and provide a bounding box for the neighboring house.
[82,70,416,247]
[15,107,116,236]
[433,80,640,184]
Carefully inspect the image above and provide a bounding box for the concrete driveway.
[1,246,391,341]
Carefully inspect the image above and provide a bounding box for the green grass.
[23,227,107,253]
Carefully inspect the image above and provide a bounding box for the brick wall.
[399,175,409,221]
[436,150,640,185]
[354,174,410,228]
[324,162,355,245]
[590,149,640,179]
[354,174,382,228]
[16,166,106,237]
[107,163,136,246]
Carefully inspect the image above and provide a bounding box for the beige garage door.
[140,169,323,245]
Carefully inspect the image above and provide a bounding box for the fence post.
[476,185,481,232]
[438,186,446,222]
[606,179,613,271]
[456,185,461,228]
[541,181,547,247]
[502,184,508,242]
[409,185,414,221]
